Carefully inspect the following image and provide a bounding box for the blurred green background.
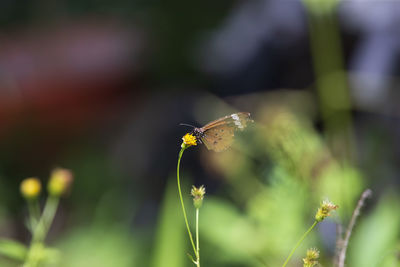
[0,0,399,266]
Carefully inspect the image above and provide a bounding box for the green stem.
[27,200,40,232]
[24,196,60,267]
[282,221,318,267]
[33,196,59,243]
[177,146,197,258]
[195,208,200,267]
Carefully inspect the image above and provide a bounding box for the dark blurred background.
[0,0,400,266]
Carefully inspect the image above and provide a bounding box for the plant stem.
[33,196,59,243]
[177,147,197,258]
[27,200,40,232]
[282,221,318,267]
[24,196,59,267]
[337,189,372,267]
[195,208,200,267]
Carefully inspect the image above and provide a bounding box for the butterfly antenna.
[179,123,196,129]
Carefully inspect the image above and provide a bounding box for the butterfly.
[182,112,253,152]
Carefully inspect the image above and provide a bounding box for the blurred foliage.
[190,99,363,266]
[0,92,397,267]
[55,224,137,267]
[151,177,185,267]
[0,238,27,261]
[0,0,399,266]
[348,194,400,267]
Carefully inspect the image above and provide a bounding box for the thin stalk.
[195,208,200,267]
[282,221,318,267]
[33,196,59,243]
[334,223,344,267]
[24,196,59,267]
[27,200,40,232]
[337,189,372,267]
[177,147,197,258]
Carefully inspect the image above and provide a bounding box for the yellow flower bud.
[20,178,42,199]
[47,168,73,196]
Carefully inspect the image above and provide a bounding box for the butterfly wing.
[201,125,235,152]
[202,112,252,131]
[200,112,252,152]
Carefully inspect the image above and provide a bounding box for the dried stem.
[337,189,372,267]
[334,223,343,266]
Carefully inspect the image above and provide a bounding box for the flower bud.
[47,168,73,196]
[20,178,41,199]
[191,185,205,209]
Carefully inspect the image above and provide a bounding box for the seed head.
[315,199,338,222]
[191,185,205,209]
[303,248,320,267]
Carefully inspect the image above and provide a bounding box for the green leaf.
[0,238,27,261]
[151,177,186,267]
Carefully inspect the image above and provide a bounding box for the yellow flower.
[303,248,319,267]
[315,199,338,222]
[20,178,42,199]
[182,133,197,148]
[48,168,73,196]
[191,185,206,209]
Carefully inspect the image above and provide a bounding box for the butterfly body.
[190,112,252,152]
